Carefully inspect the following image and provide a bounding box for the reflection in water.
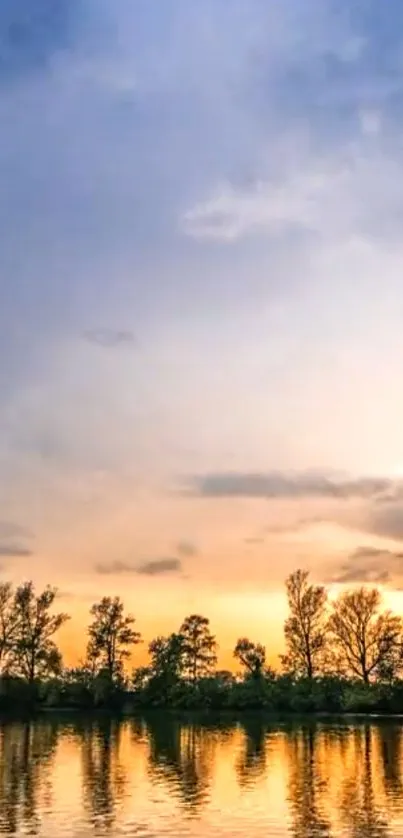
[78,720,127,833]
[0,722,58,834]
[286,725,332,838]
[379,724,403,804]
[339,726,390,838]
[145,716,215,815]
[236,717,267,787]
[0,717,402,835]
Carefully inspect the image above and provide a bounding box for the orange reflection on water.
[1,718,403,836]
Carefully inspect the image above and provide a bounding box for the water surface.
[1,716,403,836]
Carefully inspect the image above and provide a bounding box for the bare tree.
[234,638,266,677]
[179,615,217,682]
[12,582,69,682]
[87,596,141,683]
[328,587,403,683]
[281,570,328,678]
[0,583,19,673]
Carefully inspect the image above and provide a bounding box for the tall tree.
[281,569,328,678]
[87,596,141,683]
[328,587,403,683]
[0,582,19,673]
[179,615,217,682]
[148,633,185,682]
[12,582,69,682]
[234,638,266,677]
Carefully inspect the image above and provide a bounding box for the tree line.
[0,570,403,713]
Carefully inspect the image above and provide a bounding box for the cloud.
[95,557,182,576]
[0,521,33,540]
[0,0,77,83]
[83,328,137,348]
[180,151,403,243]
[94,560,138,575]
[176,540,198,558]
[135,558,182,576]
[0,521,34,559]
[0,544,33,557]
[187,470,396,501]
[364,503,403,541]
[329,545,403,586]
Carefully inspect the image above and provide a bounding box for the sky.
[3,0,403,668]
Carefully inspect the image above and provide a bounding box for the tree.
[148,633,185,682]
[11,582,69,682]
[234,638,266,678]
[179,614,217,682]
[86,596,141,683]
[328,587,403,684]
[281,570,328,678]
[0,583,19,673]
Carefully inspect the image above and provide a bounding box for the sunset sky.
[3,1,403,669]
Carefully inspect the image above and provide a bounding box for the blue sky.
[3,0,403,660]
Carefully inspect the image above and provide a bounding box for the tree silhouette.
[87,596,141,683]
[233,638,266,677]
[328,588,403,683]
[11,583,69,683]
[179,615,217,682]
[282,570,328,678]
[0,583,19,673]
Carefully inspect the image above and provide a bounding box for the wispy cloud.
[95,558,182,577]
[0,544,33,558]
[94,560,138,576]
[181,152,403,244]
[83,328,137,348]
[328,545,403,586]
[0,521,33,540]
[364,503,403,542]
[0,521,34,559]
[135,558,182,577]
[187,470,396,501]
[176,540,198,558]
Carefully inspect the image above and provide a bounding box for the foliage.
[0,582,19,673]
[11,583,69,683]
[234,638,266,677]
[86,596,141,683]
[281,570,328,678]
[0,571,403,715]
[328,587,403,683]
[179,615,217,682]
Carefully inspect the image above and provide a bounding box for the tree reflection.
[378,724,403,806]
[236,717,267,787]
[146,717,214,815]
[286,725,333,838]
[0,722,58,834]
[339,725,390,837]
[79,719,126,832]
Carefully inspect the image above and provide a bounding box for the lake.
[1,716,403,836]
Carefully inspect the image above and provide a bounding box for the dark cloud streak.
[187,470,397,501]
[95,557,182,577]
[176,540,198,558]
[83,328,137,348]
[329,545,403,586]
[0,544,33,557]
[136,558,182,576]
